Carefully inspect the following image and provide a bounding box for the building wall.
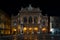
[51,16,60,29]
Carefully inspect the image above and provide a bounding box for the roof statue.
[21,7,23,10]
[19,4,42,13]
[28,4,33,11]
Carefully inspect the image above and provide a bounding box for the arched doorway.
[23,17,27,23]
[29,16,32,23]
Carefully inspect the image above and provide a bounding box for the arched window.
[23,17,27,23]
[42,20,45,26]
[29,16,32,23]
[34,16,38,24]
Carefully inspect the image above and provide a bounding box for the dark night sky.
[0,0,60,16]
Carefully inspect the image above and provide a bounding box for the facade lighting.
[34,27,38,31]
[42,27,47,32]
[13,28,16,31]
[23,27,27,31]
[29,27,32,31]
[50,28,55,33]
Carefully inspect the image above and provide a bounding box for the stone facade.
[11,5,48,34]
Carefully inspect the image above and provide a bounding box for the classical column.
[27,17,29,24]
[39,16,42,28]
[32,16,34,24]
[38,16,40,24]
[20,24,23,34]
[20,17,23,34]
[20,17,23,24]
[16,20,18,40]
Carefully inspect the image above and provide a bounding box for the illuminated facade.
[0,10,11,35]
[11,4,48,34]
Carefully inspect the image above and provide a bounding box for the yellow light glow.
[1,30,4,34]
[18,26,20,29]
[29,27,32,31]
[42,28,46,31]
[13,28,16,31]
[23,27,27,31]
[34,27,38,31]
[8,31,10,34]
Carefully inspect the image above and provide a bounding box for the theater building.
[11,4,48,34]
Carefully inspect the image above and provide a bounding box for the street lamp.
[23,27,27,31]
[50,28,55,34]
[34,27,38,31]
[29,27,32,31]
[34,27,38,33]
[42,27,47,32]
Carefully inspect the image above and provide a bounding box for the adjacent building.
[50,16,60,29]
[0,10,11,35]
